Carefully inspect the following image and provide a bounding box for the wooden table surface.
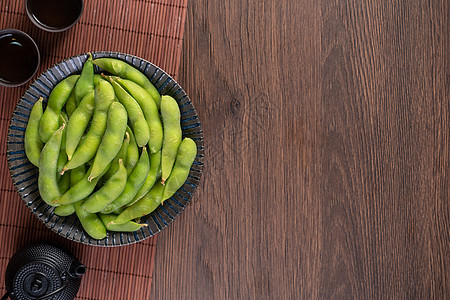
[150,0,449,299]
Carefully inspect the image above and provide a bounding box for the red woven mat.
[0,0,187,298]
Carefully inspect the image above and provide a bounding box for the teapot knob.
[23,273,49,297]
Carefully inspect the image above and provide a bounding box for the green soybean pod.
[114,206,126,215]
[94,74,105,86]
[83,160,127,213]
[103,132,129,181]
[39,75,79,143]
[54,163,110,205]
[58,171,70,194]
[98,213,145,232]
[54,202,75,216]
[65,90,95,161]
[110,79,149,147]
[62,80,115,172]
[25,97,44,167]
[116,78,163,153]
[38,125,65,205]
[113,182,164,225]
[65,89,77,118]
[54,164,86,216]
[160,95,182,184]
[61,111,69,122]
[129,150,161,206]
[58,173,70,202]
[60,111,69,123]
[74,53,94,104]
[88,101,128,181]
[56,144,70,200]
[162,138,197,201]
[70,164,87,185]
[101,147,150,213]
[74,202,107,240]
[93,58,161,108]
[56,114,68,178]
[125,126,139,176]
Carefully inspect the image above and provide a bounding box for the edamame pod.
[39,75,79,143]
[110,79,150,147]
[60,111,68,123]
[54,165,86,216]
[98,213,145,232]
[70,164,87,185]
[54,202,75,216]
[130,150,161,205]
[125,126,139,176]
[103,132,129,181]
[74,53,94,104]
[94,74,104,86]
[65,90,95,160]
[58,171,70,194]
[54,163,111,205]
[83,160,127,213]
[65,89,77,117]
[56,114,68,179]
[38,124,65,205]
[162,138,197,201]
[102,147,150,213]
[117,78,163,153]
[93,58,161,108]
[62,80,115,172]
[113,182,164,225]
[75,202,107,240]
[57,112,69,178]
[160,95,182,184]
[114,206,126,215]
[25,97,44,167]
[88,101,128,181]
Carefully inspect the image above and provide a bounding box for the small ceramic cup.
[0,29,40,87]
[25,0,84,33]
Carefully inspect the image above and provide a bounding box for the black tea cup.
[25,0,84,32]
[0,29,40,87]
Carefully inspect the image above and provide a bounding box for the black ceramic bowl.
[7,51,204,246]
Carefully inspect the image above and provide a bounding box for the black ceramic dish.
[7,51,204,246]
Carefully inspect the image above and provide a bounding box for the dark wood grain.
[151,0,449,298]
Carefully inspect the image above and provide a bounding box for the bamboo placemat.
[0,0,188,298]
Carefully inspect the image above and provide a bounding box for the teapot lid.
[11,262,68,299]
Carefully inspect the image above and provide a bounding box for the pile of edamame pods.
[24,54,197,240]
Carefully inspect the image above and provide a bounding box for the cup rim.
[0,29,41,87]
[24,0,84,33]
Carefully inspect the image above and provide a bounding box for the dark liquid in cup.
[0,33,39,85]
[28,0,83,30]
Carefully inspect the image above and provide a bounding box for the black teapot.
[2,242,85,300]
